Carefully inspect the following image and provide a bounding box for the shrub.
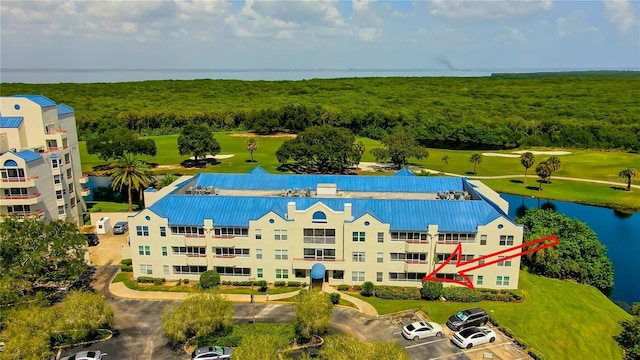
[361,282,375,296]
[183,278,190,284]
[153,278,164,286]
[287,281,302,287]
[137,276,165,284]
[120,259,132,266]
[120,265,133,272]
[256,280,268,292]
[274,281,286,287]
[442,287,484,302]
[374,286,421,300]
[199,270,221,289]
[177,279,182,286]
[337,284,350,291]
[421,281,443,300]
[352,285,362,291]
[329,293,341,305]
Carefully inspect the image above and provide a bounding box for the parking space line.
[405,337,448,349]
[427,342,511,360]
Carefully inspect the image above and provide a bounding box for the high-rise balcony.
[79,174,89,184]
[0,176,38,188]
[0,193,42,206]
[1,209,45,217]
[80,188,91,197]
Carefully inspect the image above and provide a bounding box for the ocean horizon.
[1,67,637,84]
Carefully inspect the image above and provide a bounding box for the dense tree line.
[2,74,639,150]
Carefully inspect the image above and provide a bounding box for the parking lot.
[388,311,530,360]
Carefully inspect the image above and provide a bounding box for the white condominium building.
[0,95,88,224]
[129,167,523,289]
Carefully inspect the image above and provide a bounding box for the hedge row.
[220,280,307,287]
[442,287,524,302]
[137,276,166,285]
[374,286,421,300]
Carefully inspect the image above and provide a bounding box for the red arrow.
[422,234,559,290]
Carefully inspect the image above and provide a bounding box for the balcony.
[303,236,336,245]
[404,260,429,272]
[0,193,42,206]
[80,188,90,197]
[1,209,45,217]
[292,257,345,270]
[79,175,89,184]
[46,129,67,135]
[0,176,38,188]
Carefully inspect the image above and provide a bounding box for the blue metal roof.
[57,103,74,116]
[194,173,463,193]
[393,168,415,176]
[148,195,502,232]
[14,150,42,163]
[13,95,57,107]
[0,116,24,128]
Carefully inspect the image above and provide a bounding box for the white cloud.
[556,11,600,37]
[430,0,553,20]
[603,0,639,34]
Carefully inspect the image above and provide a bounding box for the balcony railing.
[1,176,38,183]
[67,174,73,180]
[185,253,207,257]
[45,129,67,134]
[184,233,206,238]
[80,188,90,196]
[303,236,336,244]
[69,188,75,194]
[405,239,429,244]
[213,255,236,259]
[405,260,428,264]
[0,193,41,200]
[3,209,45,217]
[293,257,345,262]
[79,175,89,184]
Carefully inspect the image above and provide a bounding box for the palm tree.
[520,152,535,186]
[618,168,638,191]
[354,141,365,170]
[535,162,552,191]
[441,155,450,173]
[110,152,155,211]
[155,174,177,189]
[245,138,259,163]
[546,156,562,183]
[469,153,482,175]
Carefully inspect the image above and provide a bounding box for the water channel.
[85,176,640,310]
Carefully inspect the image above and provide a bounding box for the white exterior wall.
[129,190,523,289]
[0,96,87,225]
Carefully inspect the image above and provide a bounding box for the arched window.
[312,211,327,223]
[3,160,18,167]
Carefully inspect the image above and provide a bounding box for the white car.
[451,326,497,349]
[402,321,444,340]
[60,350,106,360]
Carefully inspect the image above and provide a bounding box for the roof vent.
[316,183,337,196]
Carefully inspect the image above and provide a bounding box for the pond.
[502,194,640,311]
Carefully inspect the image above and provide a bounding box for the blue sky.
[1,0,638,70]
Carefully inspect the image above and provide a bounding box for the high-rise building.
[0,95,89,224]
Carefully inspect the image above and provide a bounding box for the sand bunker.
[481,153,520,158]
[512,150,572,155]
[189,154,235,160]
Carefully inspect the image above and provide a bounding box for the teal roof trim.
[0,117,24,128]
[13,95,57,107]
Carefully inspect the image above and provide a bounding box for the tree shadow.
[145,162,159,168]
[245,160,258,163]
[465,171,475,175]
[277,163,297,173]
[609,186,627,191]
[613,209,634,219]
[526,186,541,191]
[92,164,113,171]
[540,201,557,212]
[510,179,523,184]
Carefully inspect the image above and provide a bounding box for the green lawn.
[86,201,139,213]
[352,271,630,360]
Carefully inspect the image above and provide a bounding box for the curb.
[53,329,113,350]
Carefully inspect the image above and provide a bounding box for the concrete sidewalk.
[109,281,300,302]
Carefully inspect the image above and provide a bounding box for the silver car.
[60,350,106,360]
[191,345,232,359]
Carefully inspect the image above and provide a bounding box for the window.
[376,272,383,282]
[477,275,484,286]
[274,229,287,240]
[214,227,249,237]
[257,268,263,278]
[480,235,487,245]
[140,264,153,275]
[352,271,365,282]
[56,190,63,200]
[52,158,59,168]
[437,233,476,244]
[303,228,336,244]
[136,226,149,236]
[170,226,205,237]
[216,267,251,276]
[255,229,262,240]
[303,248,336,260]
[163,265,170,275]
[352,251,365,262]
[435,273,473,282]
[7,205,31,214]
[174,265,207,275]
[160,227,166,237]
[377,252,384,263]
[54,174,62,184]
[436,253,473,263]
[256,249,262,260]
[162,246,167,256]
[275,249,288,260]
[377,232,384,243]
[138,246,150,256]
[405,253,428,263]
[214,247,249,257]
[172,246,206,256]
[497,256,512,266]
[391,232,428,242]
[496,276,510,286]
[389,273,428,282]
[276,269,289,279]
[499,235,514,246]
[478,255,485,265]
[312,211,327,223]
[58,205,65,215]
[352,232,365,242]
[390,253,406,261]
[333,270,344,280]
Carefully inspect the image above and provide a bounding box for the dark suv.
[446,308,489,331]
[84,233,99,246]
